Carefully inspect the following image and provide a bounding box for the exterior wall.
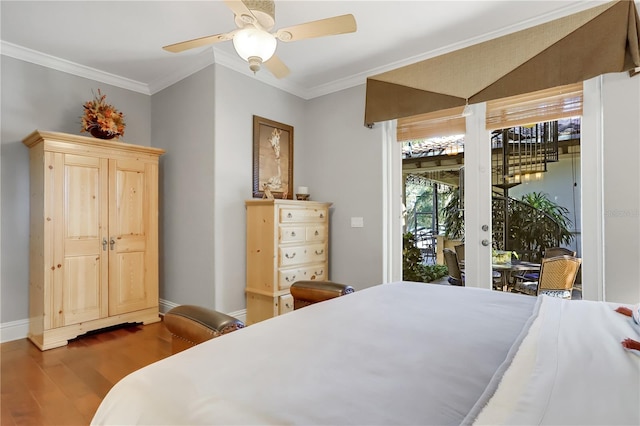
[509,155,582,256]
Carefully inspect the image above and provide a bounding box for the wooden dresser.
[23,130,165,350]
[245,199,332,324]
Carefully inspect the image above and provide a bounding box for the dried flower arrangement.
[81,89,125,139]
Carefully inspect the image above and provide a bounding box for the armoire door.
[56,153,109,327]
[108,158,159,315]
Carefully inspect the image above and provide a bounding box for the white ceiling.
[0,1,612,99]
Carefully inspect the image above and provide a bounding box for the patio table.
[492,260,541,291]
[459,260,541,291]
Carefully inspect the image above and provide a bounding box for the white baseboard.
[0,303,247,344]
[0,318,29,344]
[227,309,247,324]
[158,298,180,315]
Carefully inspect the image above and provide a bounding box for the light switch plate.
[351,217,364,228]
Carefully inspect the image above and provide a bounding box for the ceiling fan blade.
[163,32,233,53]
[223,0,262,29]
[275,14,356,42]
[264,55,290,79]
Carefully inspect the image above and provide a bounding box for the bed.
[91,282,640,425]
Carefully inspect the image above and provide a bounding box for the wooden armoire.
[23,130,165,350]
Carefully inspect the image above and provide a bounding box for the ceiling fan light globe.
[233,27,276,63]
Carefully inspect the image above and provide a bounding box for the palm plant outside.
[443,189,574,261]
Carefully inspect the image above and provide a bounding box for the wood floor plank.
[1,320,173,425]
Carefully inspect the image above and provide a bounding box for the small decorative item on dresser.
[81,89,125,140]
[262,183,274,199]
[296,186,310,200]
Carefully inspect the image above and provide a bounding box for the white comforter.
[92,283,536,425]
[92,283,640,425]
[473,295,640,425]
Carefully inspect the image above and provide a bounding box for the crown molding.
[148,48,216,95]
[1,41,150,95]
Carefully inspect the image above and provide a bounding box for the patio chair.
[443,248,465,286]
[517,247,578,281]
[454,244,465,266]
[544,247,577,258]
[513,255,582,299]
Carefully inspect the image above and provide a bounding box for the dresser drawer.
[280,207,328,223]
[278,264,328,290]
[306,225,326,242]
[278,294,294,315]
[279,226,305,243]
[279,243,327,267]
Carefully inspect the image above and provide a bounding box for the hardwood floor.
[1,320,172,425]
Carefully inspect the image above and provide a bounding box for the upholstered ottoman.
[289,280,354,310]
[164,305,244,354]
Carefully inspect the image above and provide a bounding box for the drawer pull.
[315,269,324,276]
[315,249,324,255]
[319,213,324,218]
[290,231,296,237]
[285,252,296,259]
[287,213,293,218]
[285,275,296,282]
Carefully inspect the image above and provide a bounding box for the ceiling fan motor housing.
[235,0,276,30]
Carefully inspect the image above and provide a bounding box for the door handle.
[102,237,108,251]
[481,239,490,246]
[110,237,115,250]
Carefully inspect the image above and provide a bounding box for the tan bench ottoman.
[289,280,354,310]
[164,305,244,354]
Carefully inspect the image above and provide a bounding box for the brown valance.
[364,0,640,125]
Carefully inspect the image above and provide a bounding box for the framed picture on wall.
[252,115,294,199]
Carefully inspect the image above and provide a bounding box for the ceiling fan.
[163,0,357,79]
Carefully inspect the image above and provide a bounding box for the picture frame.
[252,115,294,199]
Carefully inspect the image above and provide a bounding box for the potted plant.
[443,189,574,262]
[402,232,448,283]
[81,89,126,139]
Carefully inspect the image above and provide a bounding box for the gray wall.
[150,64,386,314]
[2,52,640,336]
[151,65,216,308]
[212,65,308,312]
[0,56,151,324]
[601,72,640,303]
[302,85,386,289]
[0,55,388,329]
